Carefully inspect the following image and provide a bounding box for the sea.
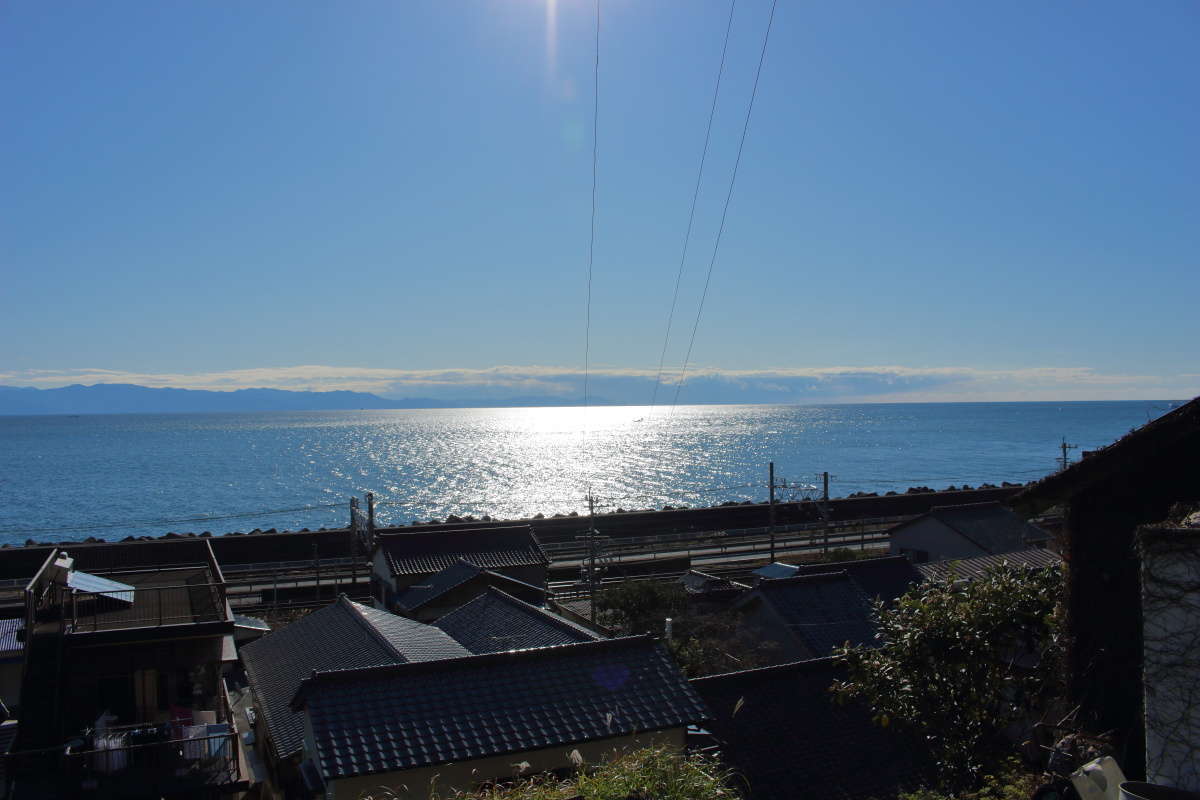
[0,400,1182,547]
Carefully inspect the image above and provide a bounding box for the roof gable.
[293,637,709,780]
[432,587,599,654]
[241,597,467,761]
[927,502,1049,555]
[376,526,549,576]
[742,571,876,656]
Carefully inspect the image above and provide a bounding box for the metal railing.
[64,581,228,633]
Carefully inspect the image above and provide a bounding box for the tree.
[832,563,1062,787]
[595,581,783,677]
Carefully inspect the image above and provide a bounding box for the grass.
[359,746,736,800]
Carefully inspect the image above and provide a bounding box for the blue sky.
[2,0,1197,403]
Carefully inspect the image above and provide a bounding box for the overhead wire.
[581,0,601,500]
[647,0,738,414]
[669,0,780,416]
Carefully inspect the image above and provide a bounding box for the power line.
[582,0,600,416]
[669,0,779,415]
[647,0,738,414]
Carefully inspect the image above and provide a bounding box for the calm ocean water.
[0,401,1180,546]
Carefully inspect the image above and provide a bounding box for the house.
[1010,395,1200,779]
[4,539,246,798]
[288,636,709,799]
[240,595,469,798]
[692,657,933,800]
[887,501,1050,563]
[733,571,876,661]
[791,555,923,607]
[915,547,1061,583]
[371,526,549,610]
[392,558,547,622]
[431,587,601,654]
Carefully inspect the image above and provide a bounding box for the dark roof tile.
[742,571,876,656]
[293,636,708,779]
[241,597,468,761]
[433,587,600,654]
[925,502,1050,554]
[792,556,922,606]
[377,526,548,577]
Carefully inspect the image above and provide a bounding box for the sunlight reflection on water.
[0,401,1167,542]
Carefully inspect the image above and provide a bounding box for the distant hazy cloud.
[1,364,1195,404]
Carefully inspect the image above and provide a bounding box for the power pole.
[822,471,830,502]
[587,494,598,622]
[768,462,777,563]
[1057,437,1077,472]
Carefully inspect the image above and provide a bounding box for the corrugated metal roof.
[917,548,1061,582]
[0,619,24,656]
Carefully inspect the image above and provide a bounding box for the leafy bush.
[833,563,1062,786]
[359,746,734,799]
[595,582,782,677]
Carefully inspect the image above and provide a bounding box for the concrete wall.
[0,658,21,713]
[1141,527,1200,790]
[324,728,686,800]
[889,518,988,563]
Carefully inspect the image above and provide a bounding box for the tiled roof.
[909,502,1050,555]
[395,559,484,611]
[792,556,922,606]
[377,526,549,576]
[917,548,1061,582]
[743,571,876,656]
[432,587,600,654]
[0,618,24,657]
[752,562,800,580]
[692,658,933,800]
[241,596,468,761]
[292,636,709,780]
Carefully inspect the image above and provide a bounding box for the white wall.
[1141,529,1200,790]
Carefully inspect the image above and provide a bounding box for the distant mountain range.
[0,383,618,415]
[0,384,415,415]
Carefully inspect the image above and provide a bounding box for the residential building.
[371,526,549,610]
[392,559,546,622]
[4,539,246,798]
[431,587,600,653]
[1011,394,1200,779]
[240,595,468,798]
[888,501,1050,563]
[289,636,709,799]
[733,571,876,661]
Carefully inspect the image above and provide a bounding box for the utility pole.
[768,462,777,563]
[1057,438,1077,472]
[822,471,830,502]
[587,493,598,622]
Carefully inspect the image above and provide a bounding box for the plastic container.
[1120,782,1200,800]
